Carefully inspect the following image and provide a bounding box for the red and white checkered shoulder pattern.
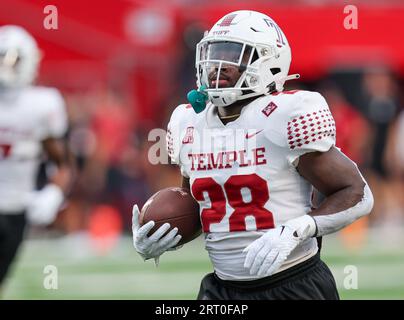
[287,108,336,150]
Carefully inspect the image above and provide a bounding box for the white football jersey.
[167,90,336,280]
[0,86,67,213]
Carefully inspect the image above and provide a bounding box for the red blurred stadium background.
[2,0,404,119]
[1,0,403,240]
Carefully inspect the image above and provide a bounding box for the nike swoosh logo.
[245,129,264,139]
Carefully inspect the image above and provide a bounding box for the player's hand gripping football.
[243,215,317,277]
[132,205,182,265]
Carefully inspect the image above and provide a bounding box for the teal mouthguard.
[187,85,208,114]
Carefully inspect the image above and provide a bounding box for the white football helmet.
[0,25,41,88]
[196,10,298,107]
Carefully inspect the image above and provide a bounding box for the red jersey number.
[192,173,274,232]
[0,144,12,159]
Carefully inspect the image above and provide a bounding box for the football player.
[0,25,73,290]
[132,10,373,299]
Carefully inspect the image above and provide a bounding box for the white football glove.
[26,184,64,226]
[132,205,182,265]
[243,215,317,277]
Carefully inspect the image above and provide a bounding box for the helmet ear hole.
[270,68,281,75]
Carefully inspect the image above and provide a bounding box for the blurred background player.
[132,10,374,300]
[0,25,73,291]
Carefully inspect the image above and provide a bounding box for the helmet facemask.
[196,39,288,107]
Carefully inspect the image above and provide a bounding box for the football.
[139,187,201,246]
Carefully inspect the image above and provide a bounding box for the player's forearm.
[310,179,365,217]
[43,138,76,195]
[49,164,74,194]
[309,181,374,237]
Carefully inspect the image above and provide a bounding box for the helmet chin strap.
[209,90,240,107]
[187,73,301,113]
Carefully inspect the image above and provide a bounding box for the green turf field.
[3,228,404,299]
